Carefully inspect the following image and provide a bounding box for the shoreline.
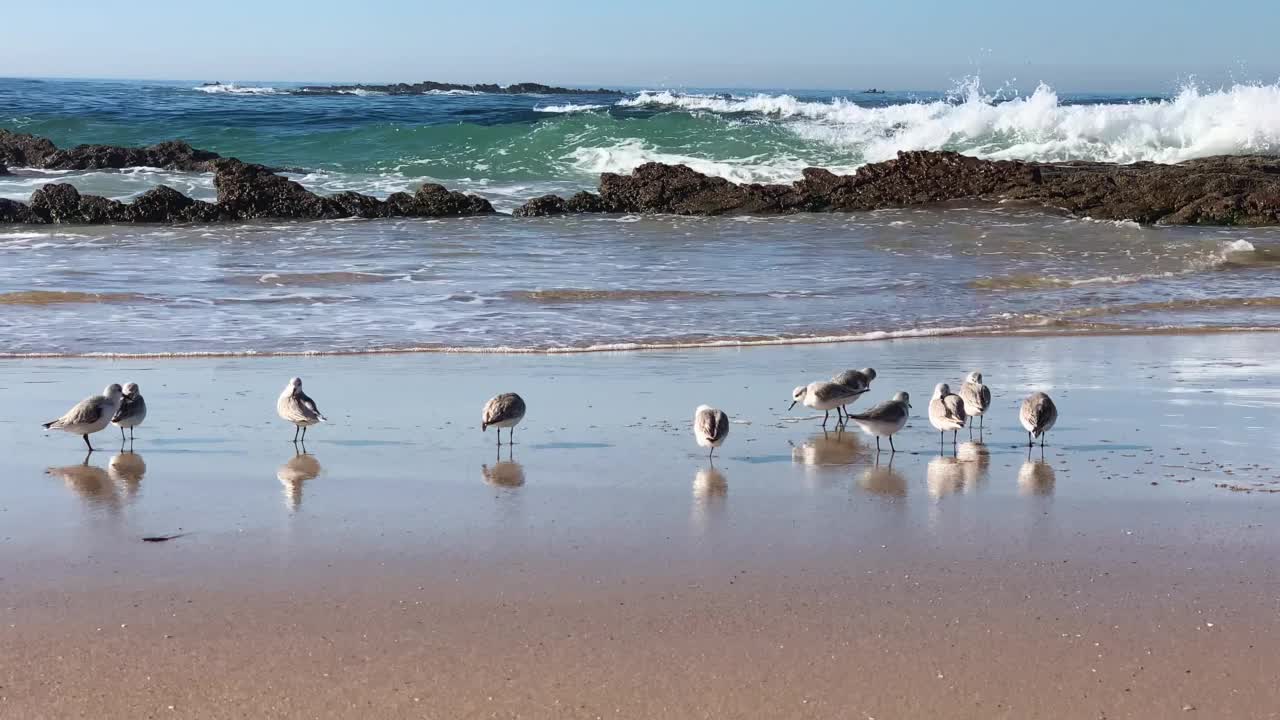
[3,324,1278,361]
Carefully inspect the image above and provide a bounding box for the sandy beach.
[1,332,1278,718]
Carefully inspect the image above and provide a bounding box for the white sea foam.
[424,89,483,96]
[193,83,279,95]
[567,138,827,185]
[534,103,608,113]
[621,80,1280,166]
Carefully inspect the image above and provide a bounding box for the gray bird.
[277,377,326,444]
[832,367,876,393]
[959,371,991,431]
[693,404,730,461]
[845,391,911,453]
[1019,392,1058,447]
[112,382,147,444]
[482,393,527,446]
[791,381,866,428]
[43,384,124,452]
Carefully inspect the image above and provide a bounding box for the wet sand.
[2,333,1280,719]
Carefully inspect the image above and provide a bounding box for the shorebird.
[844,391,911,453]
[928,383,967,449]
[42,384,124,451]
[832,367,876,393]
[112,382,147,444]
[959,371,990,431]
[790,381,865,428]
[277,377,326,443]
[1020,392,1058,447]
[482,393,526,446]
[693,404,730,461]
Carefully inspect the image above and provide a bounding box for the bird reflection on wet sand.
[1018,459,1057,496]
[108,452,146,501]
[791,431,864,467]
[277,452,322,510]
[693,466,728,501]
[926,455,967,499]
[858,459,907,498]
[956,441,991,492]
[47,453,118,511]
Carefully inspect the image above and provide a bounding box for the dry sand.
[2,333,1279,719]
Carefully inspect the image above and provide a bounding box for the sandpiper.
[42,384,124,452]
[277,377,327,443]
[693,404,730,461]
[1019,392,1058,447]
[845,391,911,453]
[482,393,527,445]
[928,383,967,449]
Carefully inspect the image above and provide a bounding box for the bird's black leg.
[302,426,307,442]
[293,426,300,444]
[889,435,897,454]
[120,426,126,442]
[83,434,93,452]
[1027,431,1033,448]
[510,427,515,445]
[496,428,502,446]
[875,436,881,453]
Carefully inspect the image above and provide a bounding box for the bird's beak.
[788,400,797,411]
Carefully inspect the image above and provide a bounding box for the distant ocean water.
[2,76,1280,356]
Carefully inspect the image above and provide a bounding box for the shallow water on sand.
[2,210,1280,356]
[5,333,1280,565]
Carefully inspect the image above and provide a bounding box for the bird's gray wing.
[297,390,321,418]
[66,396,105,425]
[484,394,523,425]
[712,411,730,442]
[943,394,966,421]
[850,400,898,421]
[813,383,858,403]
[979,386,992,410]
[696,409,719,441]
[1021,394,1054,434]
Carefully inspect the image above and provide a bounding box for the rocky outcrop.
[0,130,223,171]
[296,81,620,96]
[4,131,1280,225]
[534,151,1280,225]
[0,151,494,224]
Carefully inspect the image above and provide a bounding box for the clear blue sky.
[2,0,1277,92]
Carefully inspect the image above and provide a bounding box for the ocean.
[2,76,1280,356]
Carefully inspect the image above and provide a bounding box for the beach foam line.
[3,324,1277,360]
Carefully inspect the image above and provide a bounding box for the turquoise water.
[3,78,1280,355]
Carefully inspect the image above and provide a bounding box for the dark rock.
[0,130,222,171]
[122,185,220,222]
[0,198,44,223]
[512,194,567,217]
[328,191,390,219]
[407,183,495,217]
[0,130,59,167]
[0,164,9,176]
[213,160,341,220]
[564,191,611,213]
[597,162,804,215]
[297,80,620,96]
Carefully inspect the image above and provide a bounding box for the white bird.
[277,377,326,444]
[482,393,527,446]
[790,381,865,428]
[928,383,967,449]
[959,371,991,431]
[42,384,124,451]
[845,391,911,453]
[111,382,147,444]
[693,404,730,461]
[1020,392,1059,447]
